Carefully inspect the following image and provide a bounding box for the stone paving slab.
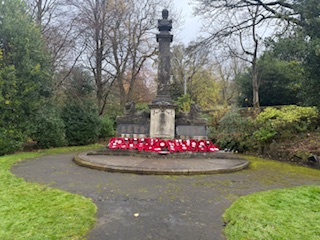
[74,151,249,175]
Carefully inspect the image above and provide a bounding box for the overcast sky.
[172,0,203,45]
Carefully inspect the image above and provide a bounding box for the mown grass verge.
[223,185,320,240]
[0,144,102,239]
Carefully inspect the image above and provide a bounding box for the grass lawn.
[223,185,320,240]
[0,145,102,240]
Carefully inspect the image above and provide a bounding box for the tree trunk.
[252,61,259,109]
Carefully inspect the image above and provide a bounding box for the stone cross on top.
[153,9,173,104]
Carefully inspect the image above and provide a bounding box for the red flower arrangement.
[108,137,219,153]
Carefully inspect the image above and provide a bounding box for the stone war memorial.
[116,9,207,140]
[74,10,249,175]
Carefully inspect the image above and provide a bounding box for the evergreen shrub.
[256,105,318,134]
[0,128,24,155]
[62,101,102,146]
[100,114,115,139]
[252,105,319,153]
[175,94,194,112]
[33,106,66,148]
[214,109,255,152]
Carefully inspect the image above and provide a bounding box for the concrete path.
[11,152,320,240]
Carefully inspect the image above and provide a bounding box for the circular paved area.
[11,151,320,240]
[74,151,249,175]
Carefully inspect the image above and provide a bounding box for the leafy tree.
[191,68,220,110]
[32,104,66,148]
[237,53,303,107]
[0,0,53,154]
[266,36,320,107]
[0,55,25,154]
[61,67,101,146]
[61,100,101,146]
[265,0,320,106]
[302,39,320,107]
[266,33,307,62]
[62,66,95,100]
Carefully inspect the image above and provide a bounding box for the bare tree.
[227,6,261,108]
[193,0,276,108]
[65,0,114,114]
[67,0,171,114]
[105,0,160,107]
[171,43,209,98]
[194,0,301,37]
[25,0,83,90]
[25,0,59,32]
[214,55,243,106]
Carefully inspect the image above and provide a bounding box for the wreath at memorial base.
[108,137,219,153]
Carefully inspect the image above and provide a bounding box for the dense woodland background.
[1,0,320,166]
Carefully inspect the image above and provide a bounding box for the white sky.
[172,0,203,45]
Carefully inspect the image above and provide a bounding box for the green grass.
[0,144,102,240]
[245,155,320,177]
[223,185,320,240]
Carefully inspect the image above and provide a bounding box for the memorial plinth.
[149,103,175,139]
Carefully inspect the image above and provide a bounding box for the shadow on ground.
[11,152,320,240]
